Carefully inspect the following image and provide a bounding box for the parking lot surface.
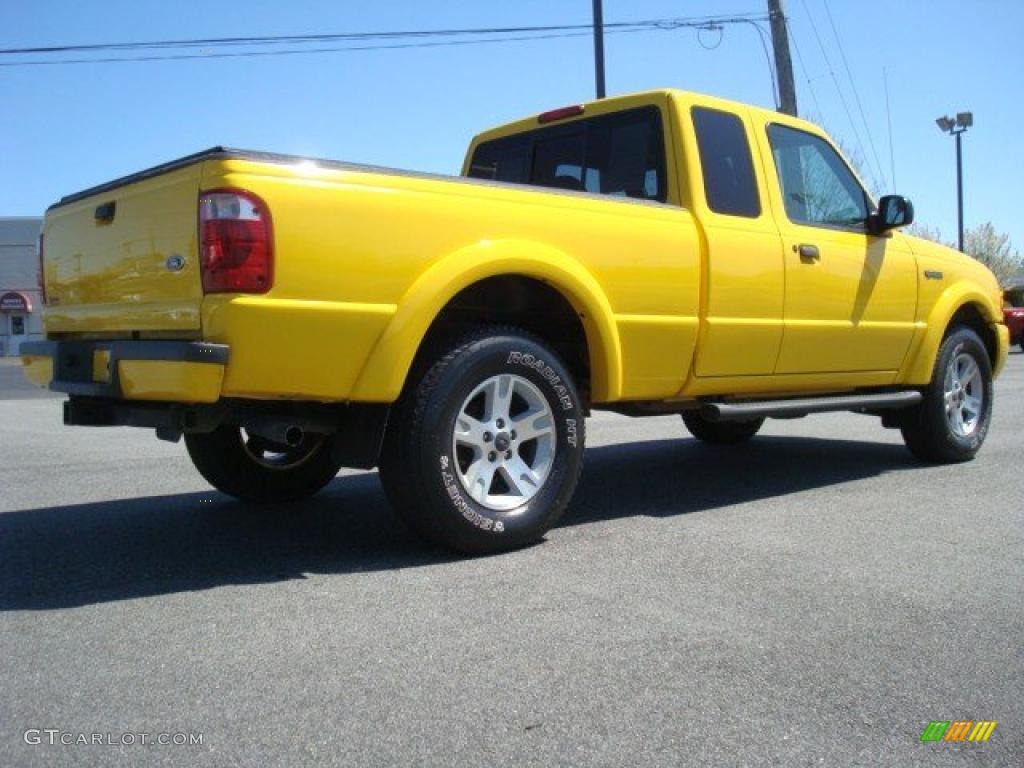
[1,354,1021,767]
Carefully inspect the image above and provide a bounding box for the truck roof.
[470,87,825,146]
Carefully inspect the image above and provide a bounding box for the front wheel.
[900,327,993,463]
[379,327,585,554]
[185,426,343,502]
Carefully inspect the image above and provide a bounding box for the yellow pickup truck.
[22,89,1009,553]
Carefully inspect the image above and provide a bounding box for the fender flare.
[349,240,622,402]
[902,281,1002,384]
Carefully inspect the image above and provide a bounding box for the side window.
[467,107,667,202]
[467,136,529,183]
[691,107,761,217]
[767,124,868,228]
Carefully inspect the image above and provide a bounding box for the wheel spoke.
[484,375,514,422]
[242,430,324,470]
[943,368,955,393]
[963,394,982,417]
[953,406,966,436]
[511,409,554,443]
[464,459,497,503]
[499,457,540,496]
[510,456,541,488]
[958,357,978,388]
[454,413,488,449]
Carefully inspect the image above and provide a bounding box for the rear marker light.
[198,189,273,294]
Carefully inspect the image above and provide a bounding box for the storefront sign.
[0,292,31,312]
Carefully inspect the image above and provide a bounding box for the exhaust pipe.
[245,421,305,448]
[284,425,304,447]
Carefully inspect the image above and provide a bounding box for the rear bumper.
[20,340,228,402]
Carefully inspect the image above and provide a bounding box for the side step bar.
[701,390,922,422]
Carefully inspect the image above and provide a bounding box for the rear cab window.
[467,106,668,203]
[691,106,761,217]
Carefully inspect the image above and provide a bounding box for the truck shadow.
[0,435,917,610]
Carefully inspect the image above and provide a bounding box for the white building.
[0,217,44,356]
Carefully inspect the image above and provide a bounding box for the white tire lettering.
[506,350,575,410]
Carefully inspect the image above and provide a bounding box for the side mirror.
[868,194,914,235]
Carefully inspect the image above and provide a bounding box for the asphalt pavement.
[1,353,1022,767]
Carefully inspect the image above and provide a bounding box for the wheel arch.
[903,283,1003,384]
[349,241,621,403]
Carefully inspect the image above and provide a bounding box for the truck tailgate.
[43,161,204,335]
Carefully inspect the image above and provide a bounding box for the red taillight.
[198,189,273,293]
[538,104,585,124]
[37,232,46,305]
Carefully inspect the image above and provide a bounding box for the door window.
[11,315,25,335]
[767,124,869,229]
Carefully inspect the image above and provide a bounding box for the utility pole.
[767,0,798,116]
[592,0,606,99]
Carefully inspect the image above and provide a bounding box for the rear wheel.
[900,327,993,463]
[682,411,764,444]
[185,426,343,502]
[379,327,585,554]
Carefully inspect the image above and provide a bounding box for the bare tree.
[907,223,949,245]
[962,222,1023,286]
[909,221,1023,286]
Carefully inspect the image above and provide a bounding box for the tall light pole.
[935,112,973,252]
[592,0,606,99]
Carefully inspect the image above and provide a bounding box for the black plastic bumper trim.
[20,340,229,398]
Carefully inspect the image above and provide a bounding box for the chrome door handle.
[795,243,820,262]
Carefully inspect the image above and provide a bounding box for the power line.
[797,0,878,190]
[785,18,824,120]
[883,66,896,189]
[0,13,768,57]
[0,21,661,55]
[0,12,780,112]
[820,0,887,189]
[738,20,779,109]
[0,29,612,67]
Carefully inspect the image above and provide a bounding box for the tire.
[378,326,585,554]
[900,327,993,463]
[682,411,764,444]
[185,426,343,502]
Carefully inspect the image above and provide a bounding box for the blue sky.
[2,1,1021,250]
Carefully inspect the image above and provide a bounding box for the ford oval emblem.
[165,254,186,272]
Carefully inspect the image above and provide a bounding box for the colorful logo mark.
[920,720,997,742]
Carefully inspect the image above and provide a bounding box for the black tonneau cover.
[48,147,458,211]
